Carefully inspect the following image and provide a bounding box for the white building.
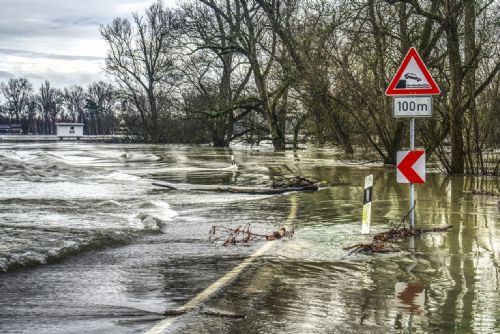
[56,123,84,139]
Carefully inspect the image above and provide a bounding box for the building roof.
[56,123,84,126]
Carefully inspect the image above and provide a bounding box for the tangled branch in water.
[471,189,500,197]
[373,225,453,243]
[271,176,318,189]
[344,240,400,254]
[209,224,294,246]
[345,204,453,255]
[344,225,453,255]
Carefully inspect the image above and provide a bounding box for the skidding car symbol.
[404,73,421,82]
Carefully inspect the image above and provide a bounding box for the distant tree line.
[3,0,499,176]
[0,79,121,136]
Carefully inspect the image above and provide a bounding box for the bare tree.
[101,0,180,142]
[181,1,256,147]
[63,85,85,123]
[85,81,118,135]
[0,78,33,124]
[198,0,294,150]
[256,0,355,152]
[36,81,62,134]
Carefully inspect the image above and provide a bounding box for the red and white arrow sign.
[397,150,425,183]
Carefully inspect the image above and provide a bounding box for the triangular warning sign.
[386,47,440,96]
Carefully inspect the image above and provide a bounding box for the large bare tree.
[181,1,255,147]
[101,1,179,142]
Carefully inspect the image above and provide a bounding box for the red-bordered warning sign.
[386,47,440,96]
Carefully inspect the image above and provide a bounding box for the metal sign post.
[386,47,441,231]
[409,118,415,230]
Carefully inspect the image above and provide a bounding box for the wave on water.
[0,199,177,273]
[0,218,172,273]
[118,152,162,162]
[136,200,178,230]
[0,229,138,272]
[0,146,184,273]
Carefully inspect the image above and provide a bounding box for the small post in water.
[361,174,373,234]
[231,155,235,166]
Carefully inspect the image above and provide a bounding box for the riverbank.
[0,134,130,143]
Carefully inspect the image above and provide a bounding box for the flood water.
[0,142,498,334]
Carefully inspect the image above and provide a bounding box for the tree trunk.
[464,0,480,175]
[445,9,465,174]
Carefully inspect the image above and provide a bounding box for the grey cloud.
[0,71,15,79]
[0,48,103,61]
[0,0,175,86]
[1,69,107,89]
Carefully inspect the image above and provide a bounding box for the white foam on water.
[46,152,98,164]
[131,201,176,231]
[119,152,162,162]
[0,181,139,200]
[101,171,144,181]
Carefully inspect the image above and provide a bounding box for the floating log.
[162,307,245,319]
[201,308,246,319]
[163,309,188,317]
[152,181,319,194]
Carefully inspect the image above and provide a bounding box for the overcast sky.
[0,0,176,88]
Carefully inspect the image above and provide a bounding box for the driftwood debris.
[471,189,500,197]
[209,224,294,246]
[373,225,453,242]
[345,225,453,255]
[345,205,453,254]
[272,176,317,189]
[344,240,400,254]
[152,181,319,194]
[162,307,245,319]
[201,308,246,319]
[163,309,188,316]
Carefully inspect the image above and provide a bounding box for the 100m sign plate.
[393,96,432,117]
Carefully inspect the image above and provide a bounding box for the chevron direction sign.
[397,150,425,183]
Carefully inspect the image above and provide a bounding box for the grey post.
[409,118,415,230]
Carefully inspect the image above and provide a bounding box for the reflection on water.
[0,143,498,334]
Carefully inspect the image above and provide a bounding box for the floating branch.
[471,189,500,197]
[345,225,453,255]
[271,176,318,189]
[209,224,294,246]
[373,225,453,243]
[344,225,453,255]
[344,240,400,255]
[345,205,453,255]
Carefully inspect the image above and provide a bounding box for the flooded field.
[0,142,498,334]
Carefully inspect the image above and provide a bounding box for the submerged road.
[145,196,298,334]
[0,143,499,334]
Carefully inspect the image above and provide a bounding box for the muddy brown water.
[0,143,498,333]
